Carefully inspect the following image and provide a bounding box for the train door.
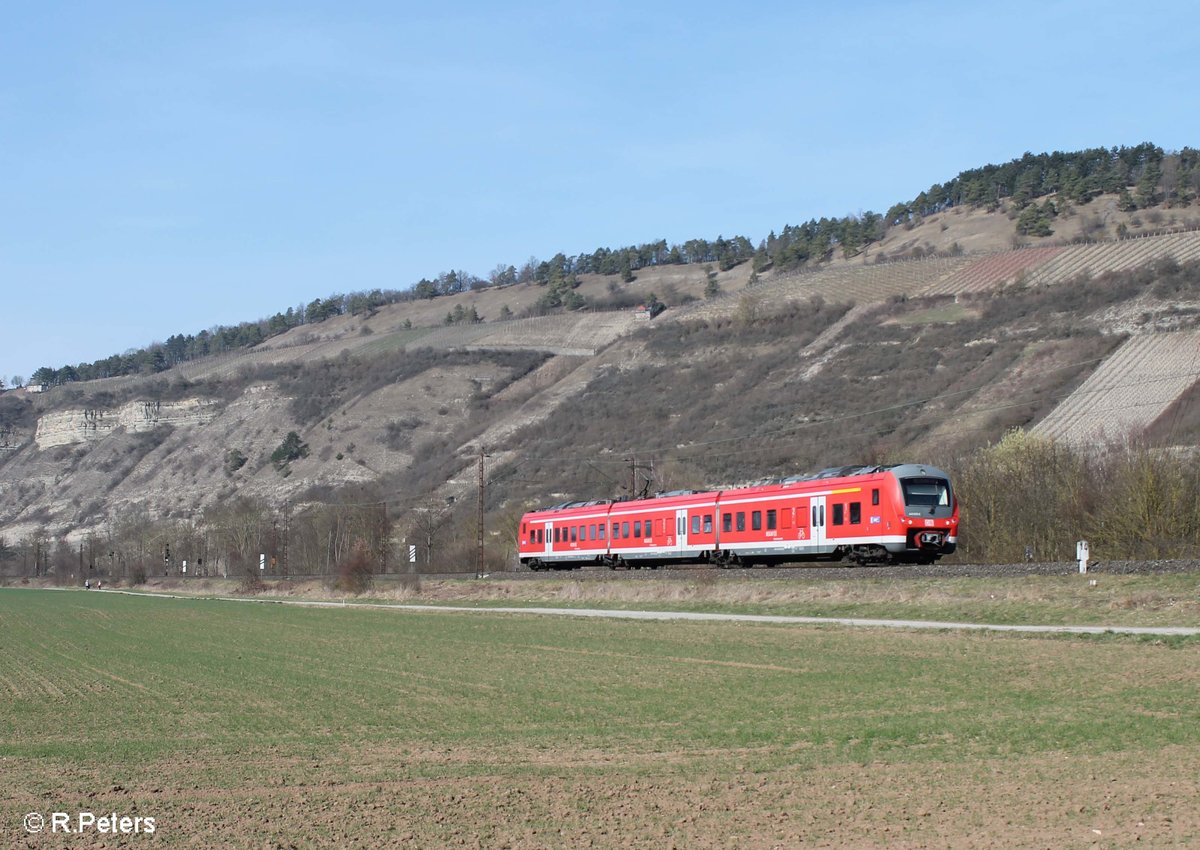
[676,508,688,554]
[810,497,827,551]
[544,522,554,556]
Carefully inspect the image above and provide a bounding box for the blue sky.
[2,0,1197,382]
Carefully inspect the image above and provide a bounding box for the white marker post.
[259,553,266,571]
[1076,540,1090,574]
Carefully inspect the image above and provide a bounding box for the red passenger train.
[518,464,958,570]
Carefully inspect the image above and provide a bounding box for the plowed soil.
[8,744,1199,849]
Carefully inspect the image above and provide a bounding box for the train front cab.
[887,464,958,563]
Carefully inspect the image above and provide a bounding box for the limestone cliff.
[33,399,220,449]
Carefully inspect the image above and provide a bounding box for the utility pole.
[476,445,490,578]
[626,456,654,500]
[380,501,389,574]
[426,508,434,570]
[282,500,291,578]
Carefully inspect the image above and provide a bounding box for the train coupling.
[917,530,946,549]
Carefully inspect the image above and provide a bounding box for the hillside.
[2,192,1199,576]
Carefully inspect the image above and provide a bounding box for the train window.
[751,511,762,531]
[850,502,861,524]
[832,504,844,526]
[588,524,595,540]
[554,527,560,543]
[622,521,630,539]
[872,488,880,506]
[598,524,605,540]
[766,509,777,530]
[536,528,543,543]
[634,521,641,537]
[723,513,732,533]
[736,512,746,532]
[691,515,701,534]
[903,478,950,507]
[570,526,577,542]
[703,514,713,534]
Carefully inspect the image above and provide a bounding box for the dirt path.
[72,588,1200,636]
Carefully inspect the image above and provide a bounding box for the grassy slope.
[2,588,1198,847]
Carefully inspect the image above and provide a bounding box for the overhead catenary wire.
[193,348,1199,514]
[562,362,1200,466]
[259,359,1200,509]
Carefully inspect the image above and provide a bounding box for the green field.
[2,587,1198,848]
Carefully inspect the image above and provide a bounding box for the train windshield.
[901,477,950,509]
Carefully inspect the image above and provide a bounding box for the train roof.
[721,464,892,490]
[538,499,613,511]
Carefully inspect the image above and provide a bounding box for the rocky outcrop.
[34,398,221,449]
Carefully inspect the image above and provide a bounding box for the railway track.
[412,558,1200,582]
